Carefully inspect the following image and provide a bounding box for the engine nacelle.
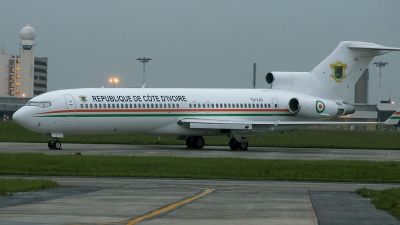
[266,72,312,92]
[288,97,354,118]
[335,102,355,116]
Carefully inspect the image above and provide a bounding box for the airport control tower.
[13,24,36,97]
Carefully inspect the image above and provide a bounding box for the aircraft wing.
[178,109,400,130]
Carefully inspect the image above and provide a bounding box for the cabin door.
[63,94,76,116]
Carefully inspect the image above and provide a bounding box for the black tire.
[54,141,62,150]
[193,136,205,149]
[239,138,248,151]
[186,136,193,148]
[229,138,238,150]
[48,141,53,149]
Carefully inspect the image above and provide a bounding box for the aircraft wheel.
[54,141,62,150]
[186,136,194,148]
[239,137,248,151]
[48,141,53,149]
[193,136,205,149]
[229,138,238,150]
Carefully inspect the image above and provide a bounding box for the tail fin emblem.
[330,61,348,82]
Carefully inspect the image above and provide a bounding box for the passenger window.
[159,104,162,108]
[164,103,167,108]
[85,104,88,108]
[155,104,158,108]
[260,104,263,108]
[215,104,218,108]
[129,104,132,108]
[256,103,259,108]
[189,103,192,108]
[147,104,150,108]
[80,104,83,108]
[116,104,119,108]
[240,103,243,108]
[121,104,123,108]
[172,104,175,108]
[211,103,214,108]
[228,103,231,108]
[151,103,154,108]
[90,104,93,108]
[176,104,179,108]
[99,104,102,109]
[94,104,97,109]
[198,103,201,108]
[137,104,141,108]
[275,104,278,108]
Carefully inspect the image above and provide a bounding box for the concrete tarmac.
[1,176,400,225]
[1,142,400,161]
[1,143,400,224]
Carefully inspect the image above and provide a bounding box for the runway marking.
[126,188,215,225]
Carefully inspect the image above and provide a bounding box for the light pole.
[109,78,119,88]
[373,61,388,130]
[137,57,152,87]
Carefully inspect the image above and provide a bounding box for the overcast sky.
[1,0,399,104]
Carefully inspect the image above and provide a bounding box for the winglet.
[384,108,400,124]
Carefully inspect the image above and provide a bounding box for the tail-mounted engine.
[288,97,355,118]
[266,72,312,92]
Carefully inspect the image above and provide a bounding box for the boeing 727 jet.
[13,41,400,150]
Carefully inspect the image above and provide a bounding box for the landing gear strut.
[229,137,248,151]
[48,138,62,150]
[186,136,205,149]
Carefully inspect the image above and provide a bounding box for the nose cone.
[13,107,30,128]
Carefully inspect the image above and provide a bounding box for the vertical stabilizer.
[267,41,400,100]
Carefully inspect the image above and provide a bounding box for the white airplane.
[13,41,400,150]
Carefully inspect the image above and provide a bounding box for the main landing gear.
[229,137,248,151]
[48,138,62,150]
[186,136,205,149]
[185,135,248,151]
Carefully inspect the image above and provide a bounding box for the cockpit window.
[27,101,51,108]
[27,101,39,106]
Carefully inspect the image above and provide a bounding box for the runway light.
[392,101,395,104]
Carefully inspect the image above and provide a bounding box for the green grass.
[0,178,60,196]
[1,121,400,149]
[357,187,400,220]
[2,153,400,182]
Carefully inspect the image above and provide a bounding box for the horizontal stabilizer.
[348,43,400,51]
